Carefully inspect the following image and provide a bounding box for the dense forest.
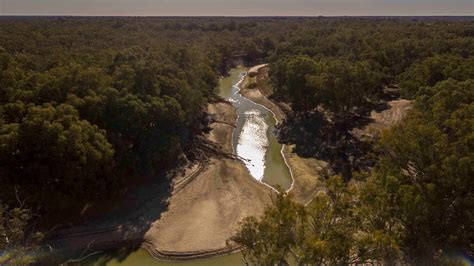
[233,18,474,265]
[0,17,473,264]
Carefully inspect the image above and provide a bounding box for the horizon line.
[1,14,474,17]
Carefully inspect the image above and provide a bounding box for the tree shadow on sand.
[40,160,188,265]
[276,103,390,180]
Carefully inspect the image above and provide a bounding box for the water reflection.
[219,69,292,188]
[236,109,269,180]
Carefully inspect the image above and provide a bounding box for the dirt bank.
[248,63,268,77]
[239,65,326,204]
[352,99,413,139]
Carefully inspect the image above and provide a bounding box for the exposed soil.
[352,99,413,139]
[143,102,273,259]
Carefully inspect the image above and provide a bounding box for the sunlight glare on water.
[236,109,269,180]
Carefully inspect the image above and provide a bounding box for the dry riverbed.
[49,100,273,263]
[143,102,273,260]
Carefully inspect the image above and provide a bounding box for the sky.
[1,0,473,16]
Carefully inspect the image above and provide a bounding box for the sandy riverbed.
[142,102,273,260]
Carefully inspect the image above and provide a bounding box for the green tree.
[360,79,474,264]
[293,176,358,265]
[282,55,319,111]
[399,55,474,98]
[243,39,262,65]
[0,104,115,209]
[0,202,43,265]
[232,177,377,265]
[271,56,382,116]
[231,189,301,265]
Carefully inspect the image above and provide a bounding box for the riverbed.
[221,67,292,189]
[85,66,291,266]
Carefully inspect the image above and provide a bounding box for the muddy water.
[87,67,291,266]
[220,67,292,189]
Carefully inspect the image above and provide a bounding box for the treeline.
[232,18,473,264]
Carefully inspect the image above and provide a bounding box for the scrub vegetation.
[0,17,472,264]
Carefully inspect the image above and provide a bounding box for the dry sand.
[143,102,273,259]
[352,99,413,139]
[49,101,273,261]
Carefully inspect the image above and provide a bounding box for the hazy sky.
[1,0,473,16]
